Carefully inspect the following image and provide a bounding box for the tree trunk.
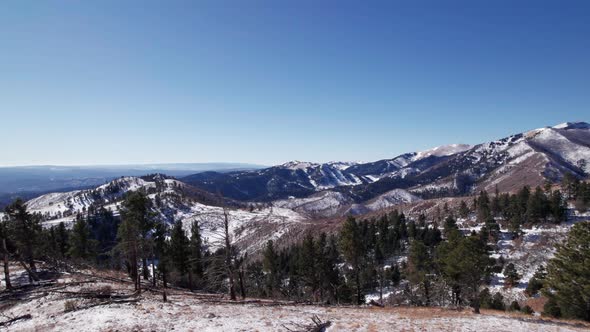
[379,266,384,305]
[188,270,193,291]
[142,257,149,280]
[224,209,236,301]
[152,256,156,287]
[424,280,430,306]
[473,290,480,314]
[355,269,361,305]
[239,269,246,300]
[2,239,11,290]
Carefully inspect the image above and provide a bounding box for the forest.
[1,175,590,322]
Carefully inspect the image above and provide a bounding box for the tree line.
[1,180,589,321]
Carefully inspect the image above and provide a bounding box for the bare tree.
[191,206,239,300]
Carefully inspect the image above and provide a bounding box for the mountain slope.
[25,175,309,254]
[182,122,589,205]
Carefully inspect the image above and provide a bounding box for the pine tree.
[169,221,189,281]
[117,193,147,290]
[525,265,546,296]
[262,240,280,297]
[5,199,41,280]
[153,222,170,287]
[443,216,459,238]
[549,190,567,223]
[68,215,96,261]
[406,239,433,306]
[503,263,520,288]
[339,217,365,304]
[56,222,70,258]
[299,233,318,300]
[459,200,470,219]
[438,234,493,313]
[188,220,203,290]
[544,222,590,321]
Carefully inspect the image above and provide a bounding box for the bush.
[491,292,505,311]
[64,300,78,312]
[543,297,561,318]
[509,300,521,311]
[521,305,534,315]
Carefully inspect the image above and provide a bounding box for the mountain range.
[182,122,589,214]
[0,120,586,258]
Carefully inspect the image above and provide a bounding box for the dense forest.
[1,176,590,322]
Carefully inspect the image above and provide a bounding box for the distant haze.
[0,163,265,194]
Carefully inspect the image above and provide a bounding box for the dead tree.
[223,208,237,301]
[192,206,238,300]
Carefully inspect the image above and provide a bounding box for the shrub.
[509,300,521,312]
[542,297,561,318]
[64,300,78,312]
[521,305,534,315]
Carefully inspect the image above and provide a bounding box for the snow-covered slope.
[25,176,309,254]
[273,191,354,218]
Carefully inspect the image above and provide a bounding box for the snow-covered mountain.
[25,175,309,254]
[183,121,589,204]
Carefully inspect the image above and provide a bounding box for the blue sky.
[1,1,589,166]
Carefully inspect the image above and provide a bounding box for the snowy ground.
[2,267,589,332]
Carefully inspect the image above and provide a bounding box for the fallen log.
[69,299,139,312]
[282,315,332,332]
[369,300,384,307]
[0,314,32,327]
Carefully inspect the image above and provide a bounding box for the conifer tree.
[262,240,280,297]
[68,214,96,261]
[503,263,520,287]
[188,220,203,290]
[5,199,41,279]
[406,239,433,306]
[117,192,152,290]
[339,217,365,304]
[544,222,590,321]
[169,221,189,282]
[459,200,470,219]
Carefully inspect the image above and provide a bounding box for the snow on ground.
[273,191,352,218]
[414,144,472,161]
[3,270,589,332]
[366,189,422,211]
[176,201,308,254]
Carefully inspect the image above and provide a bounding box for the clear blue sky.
[1,1,589,166]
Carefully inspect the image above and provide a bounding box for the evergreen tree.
[56,222,70,258]
[438,234,493,313]
[262,240,280,297]
[299,233,318,299]
[525,265,546,296]
[526,187,547,223]
[117,193,147,290]
[169,221,190,281]
[503,263,520,288]
[406,239,433,306]
[68,215,96,261]
[549,190,567,223]
[153,222,170,287]
[339,217,365,304]
[188,220,203,290]
[5,199,41,278]
[544,222,590,321]
[443,216,459,238]
[459,200,470,219]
